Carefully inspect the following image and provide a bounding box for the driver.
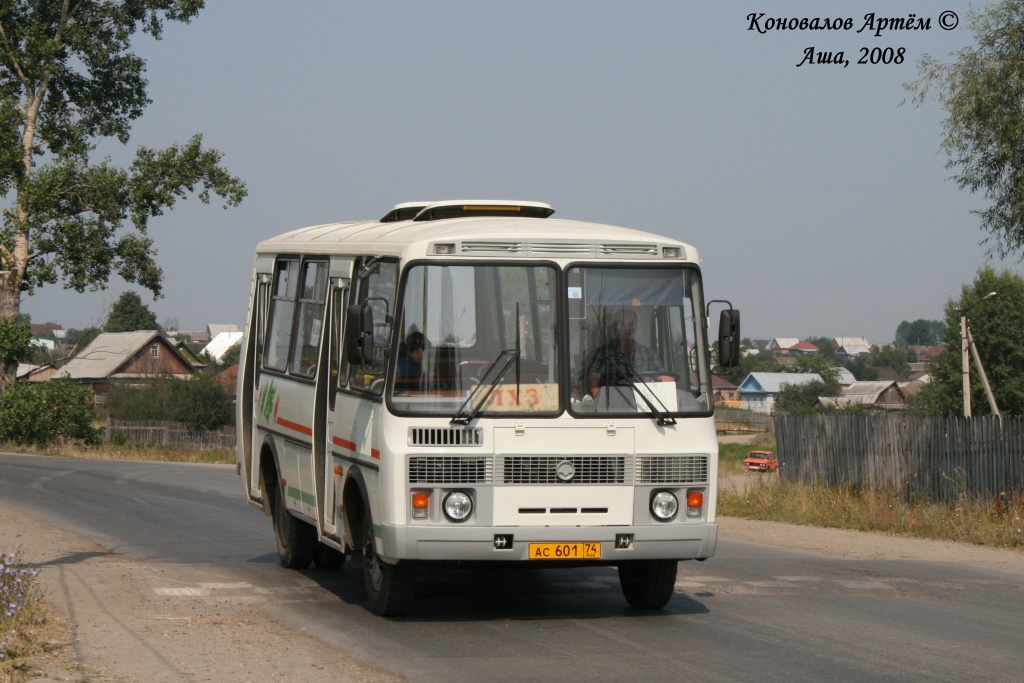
[395,331,429,391]
[587,308,671,398]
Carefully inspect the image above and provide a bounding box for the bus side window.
[289,260,328,377]
[264,259,299,371]
[349,258,397,394]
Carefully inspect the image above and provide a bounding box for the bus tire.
[362,514,412,616]
[618,560,678,609]
[314,543,346,569]
[270,483,317,569]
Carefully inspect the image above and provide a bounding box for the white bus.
[236,200,740,615]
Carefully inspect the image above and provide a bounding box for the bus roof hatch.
[411,200,554,222]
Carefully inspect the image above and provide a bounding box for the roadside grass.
[0,550,65,683]
[719,476,1024,549]
[0,440,234,465]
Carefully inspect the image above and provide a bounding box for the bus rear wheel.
[362,514,412,616]
[270,483,317,569]
[618,560,678,609]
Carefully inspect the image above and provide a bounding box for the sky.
[18,1,1018,345]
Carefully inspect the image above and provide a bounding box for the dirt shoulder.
[718,516,1024,575]
[0,504,402,683]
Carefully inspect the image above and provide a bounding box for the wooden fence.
[715,409,772,433]
[774,413,1024,502]
[106,419,236,451]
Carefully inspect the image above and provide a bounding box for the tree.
[894,319,943,346]
[104,291,159,332]
[843,356,880,382]
[774,380,834,414]
[722,349,779,386]
[792,353,841,391]
[104,372,232,430]
[867,345,916,380]
[64,326,99,357]
[803,336,839,364]
[218,341,240,368]
[913,267,1024,416]
[0,1,246,382]
[905,1,1024,257]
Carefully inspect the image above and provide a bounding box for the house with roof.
[711,374,740,408]
[203,330,244,362]
[16,363,58,383]
[174,340,208,369]
[767,338,801,354]
[817,381,906,410]
[834,366,857,386]
[738,372,824,413]
[832,337,872,358]
[766,339,819,357]
[53,331,196,401]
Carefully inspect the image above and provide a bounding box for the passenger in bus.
[587,308,671,397]
[395,332,429,391]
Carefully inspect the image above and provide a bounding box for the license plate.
[528,542,602,560]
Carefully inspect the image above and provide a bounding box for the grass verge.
[0,441,234,465]
[719,476,1024,549]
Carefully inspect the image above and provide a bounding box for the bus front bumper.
[379,522,717,563]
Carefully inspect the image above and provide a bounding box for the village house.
[817,380,907,410]
[832,337,872,358]
[738,372,824,414]
[53,330,196,402]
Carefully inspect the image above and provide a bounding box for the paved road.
[3,453,1023,682]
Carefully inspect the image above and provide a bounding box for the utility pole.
[960,291,997,417]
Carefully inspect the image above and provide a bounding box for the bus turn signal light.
[412,491,430,519]
[687,489,704,518]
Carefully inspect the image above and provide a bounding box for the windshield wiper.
[450,348,519,425]
[623,370,677,427]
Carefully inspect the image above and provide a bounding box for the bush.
[104,373,233,430]
[0,380,100,447]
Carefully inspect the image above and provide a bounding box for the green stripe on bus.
[287,486,316,506]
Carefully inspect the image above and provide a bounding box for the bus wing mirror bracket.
[345,303,375,365]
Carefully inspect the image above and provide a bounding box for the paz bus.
[235,200,740,615]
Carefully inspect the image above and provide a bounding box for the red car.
[743,450,778,472]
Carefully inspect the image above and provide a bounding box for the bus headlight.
[650,491,679,521]
[443,491,473,522]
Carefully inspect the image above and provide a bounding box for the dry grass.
[719,476,1024,549]
[0,551,69,683]
[0,440,234,465]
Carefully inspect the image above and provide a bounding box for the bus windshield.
[389,263,559,416]
[567,265,712,417]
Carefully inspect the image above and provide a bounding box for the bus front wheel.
[270,483,317,569]
[362,514,412,616]
[618,560,678,609]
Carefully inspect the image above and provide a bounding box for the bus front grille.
[408,427,483,446]
[636,455,709,484]
[498,455,628,485]
[408,456,493,484]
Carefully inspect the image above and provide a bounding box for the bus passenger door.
[240,269,271,505]
[313,280,345,538]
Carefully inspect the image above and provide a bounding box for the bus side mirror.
[345,303,375,365]
[717,309,740,368]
